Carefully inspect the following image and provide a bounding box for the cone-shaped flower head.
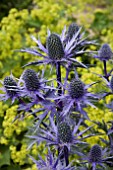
[3,76,18,98]
[57,122,72,143]
[67,23,80,40]
[22,69,40,91]
[98,43,112,61]
[89,144,102,163]
[46,33,65,60]
[69,78,85,99]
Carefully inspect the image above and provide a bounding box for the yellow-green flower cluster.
[0,102,8,117]
[2,105,30,138]
[0,105,34,165]
[10,144,29,165]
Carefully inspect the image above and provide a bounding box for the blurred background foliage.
[0,0,113,169]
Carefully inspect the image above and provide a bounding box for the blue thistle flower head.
[28,116,92,154]
[47,33,65,60]
[82,144,113,169]
[3,76,18,98]
[89,144,102,163]
[0,75,21,103]
[66,23,80,41]
[51,78,98,118]
[68,78,85,99]
[57,122,72,143]
[20,23,97,69]
[22,69,40,92]
[95,43,113,61]
[17,68,57,112]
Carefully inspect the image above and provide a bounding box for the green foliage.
[0,0,33,21]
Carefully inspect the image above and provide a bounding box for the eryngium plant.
[81,144,113,170]
[0,75,21,103]
[1,22,113,170]
[49,77,98,118]
[68,78,85,99]
[66,23,80,41]
[88,144,102,164]
[22,69,40,92]
[3,76,18,99]
[95,43,113,61]
[20,22,97,69]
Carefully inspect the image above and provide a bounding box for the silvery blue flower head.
[64,23,80,43]
[20,23,97,69]
[0,74,21,103]
[88,144,102,165]
[57,122,72,144]
[50,77,98,119]
[29,149,75,170]
[28,116,92,153]
[94,43,113,61]
[82,144,113,170]
[19,68,55,100]
[68,78,85,99]
[22,69,40,92]
[46,33,65,61]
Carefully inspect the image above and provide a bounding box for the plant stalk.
[103,60,109,81]
[56,62,62,110]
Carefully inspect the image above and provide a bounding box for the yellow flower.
[0,136,8,145]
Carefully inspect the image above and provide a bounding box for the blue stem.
[56,62,62,109]
[64,145,69,166]
[56,62,69,166]
[103,60,109,81]
[63,68,69,94]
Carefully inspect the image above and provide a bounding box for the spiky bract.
[110,76,113,91]
[47,33,65,60]
[22,69,40,91]
[69,78,85,99]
